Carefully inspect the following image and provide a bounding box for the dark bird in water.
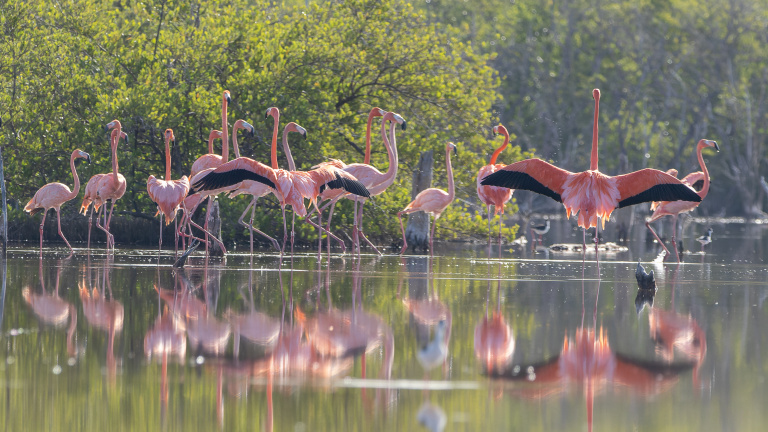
[635,261,657,314]
[530,220,550,244]
[696,228,713,252]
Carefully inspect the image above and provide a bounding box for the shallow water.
[2,220,768,431]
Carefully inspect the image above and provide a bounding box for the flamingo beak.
[302,130,307,139]
[85,154,91,164]
[225,93,232,105]
[713,141,720,151]
[264,109,270,119]
[492,128,497,136]
[401,120,407,131]
[453,146,458,156]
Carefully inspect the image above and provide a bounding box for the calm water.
[2,219,768,431]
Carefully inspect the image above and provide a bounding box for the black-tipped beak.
[172,139,176,146]
[714,141,720,151]
[86,155,92,164]
[401,121,407,131]
[302,131,307,139]
[453,146,458,156]
[225,94,232,105]
[103,125,110,132]
[123,135,129,144]
[248,127,255,138]
[264,110,270,120]
[492,129,497,136]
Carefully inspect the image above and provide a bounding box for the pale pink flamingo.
[645,139,719,262]
[80,128,127,249]
[477,124,515,245]
[398,142,457,255]
[314,110,405,256]
[96,119,128,251]
[191,107,372,254]
[24,148,91,254]
[147,129,191,253]
[190,91,231,178]
[474,259,514,372]
[22,260,78,357]
[480,89,702,265]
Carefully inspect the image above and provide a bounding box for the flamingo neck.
[446,146,455,201]
[363,111,377,165]
[221,97,229,163]
[489,132,509,165]
[69,152,81,200]
[208,134,214,154]
[282,127,297,171]
[164,137,172,181]
[696,142,711,198]
[270,112,279,169]
[232,127,241,159]
[590,95,600,171]
[380,119,398,182]
[111,139,119,183]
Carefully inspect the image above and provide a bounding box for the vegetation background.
[1,0,766,248]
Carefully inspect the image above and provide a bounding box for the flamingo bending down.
[645,139,719,262]
[476,124,515,245]
[398,142,457,255]
[314,111,405,256]
[94,120,128,251]
[147,129,191,253]
[480,89,701,266]
[25,149,91,254]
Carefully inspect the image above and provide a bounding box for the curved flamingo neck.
[221,95,229,163]
[68,151,81,200]
[489,132,509,165]
[111,133,120,183]
[380,119,398,183]
[446,146,455,201]
[207,131,218,154]
[232,126,241,159]
[282,126,297,171]
[164,136,172,181]
[270,111,279,169]
[696,142,711,199]
[590,91,600,171]
[363,110,378,165]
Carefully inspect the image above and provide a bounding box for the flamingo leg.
[204,197,212,255]
[352,199,359,255]
[582,228,587,265]
[314,202,323,258]
[174,215,179,257]
[326,200,337,255]
[305,211,347,253]
[238,197,280,252]
[645,221,671,258]
[95,202,112,250]
[105,201,116,250]
[158,212,163,252]
[55,209,74,255]
[497,209,503,246]
[39,209,47,255]
[398,211,408,255]
[87,206,94,250]
[356,200,381,256]
[281,205,288,255]
[487,205,492,245]
[430,215,438,256]
[594,225,600,274]
[291,212,295,256]
[671,214,680,263]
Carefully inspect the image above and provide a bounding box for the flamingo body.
[474,313,515,370]
[477,164,514,215]
[148,176,190,223]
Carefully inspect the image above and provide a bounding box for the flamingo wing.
[190,158,276,194]
[680,171,706,191]
[315,169,371,198]
[479,158,571,203]
[614,169,702,209]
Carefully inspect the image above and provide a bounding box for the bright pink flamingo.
[314,110,405,256]
[480,89,701,265]
[95,119,128,251]
[147,129,191,253]
[25,148,91,254]
[645,139,719,262]
[398,142,457,255]
[477,124,515,245]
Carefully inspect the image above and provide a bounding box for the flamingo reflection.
[22,259,77,358]
[474,252,514,372]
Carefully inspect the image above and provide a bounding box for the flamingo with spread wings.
[481,89,701,265]
[645,139,719,262]
[477,124,515,246]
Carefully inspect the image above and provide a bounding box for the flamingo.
[190,91,231,178]
[474,258,514,372]
[178,130,221,250]
[476,124,515,245]
[25,148,91,254]
[147,129,191,253]
[645,139,719,262]
[480,89,702,265]
[96,119,128,251]
[398,142,457,255]
[314,111,406,256]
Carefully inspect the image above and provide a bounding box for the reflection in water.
[22,259,77,358]
[474,251,515,372]
[417,401,447,432]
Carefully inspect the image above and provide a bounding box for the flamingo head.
[208,129,223,141]
[265,106,279,120]
[286,122,307,139]
[492,124,509,137]
[164,129,175,145]
[370,107,386,118]
[447,142,458,156]
[223,90,231,105]
[701,139,719,151]
[105,119,121,132]
[120,131,128,144]
[235,120,255,137]
[592,88,601,101]
[383,111,406,130]
[75,149,91,164]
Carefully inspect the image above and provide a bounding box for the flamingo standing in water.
[645,139,719,262]
[481,89,701,265]
[398,142,457,255]
[94,119,128,251]
[25,149,91,254]
[147,129,191,253]
[313,111,406,256]
[476,124,515,245]
[179,129,222,249]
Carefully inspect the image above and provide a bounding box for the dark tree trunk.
[405,150,433,252]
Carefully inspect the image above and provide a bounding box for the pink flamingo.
[314,110,405,256]
[95,119,128,251]
[24,148,91,254]
[474,259,514,372]
[147,129,191,252]
[398,142,457,255]
[190,91,231,178]
[645,139,719,262]
[480,89,701,265]
[177,130,221,250]
[476,124,515,245]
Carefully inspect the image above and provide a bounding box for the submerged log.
[405,150,433,252]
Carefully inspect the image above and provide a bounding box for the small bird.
[530,220,550,245]
[634,261,658,313]
[696,228,713,252]
[417,320,449,372]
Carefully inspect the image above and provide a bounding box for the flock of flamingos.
[23,88,718,263]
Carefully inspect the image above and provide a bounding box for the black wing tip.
[481,170,562,203]
[618,183,701,209]
[191,169,275,194]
